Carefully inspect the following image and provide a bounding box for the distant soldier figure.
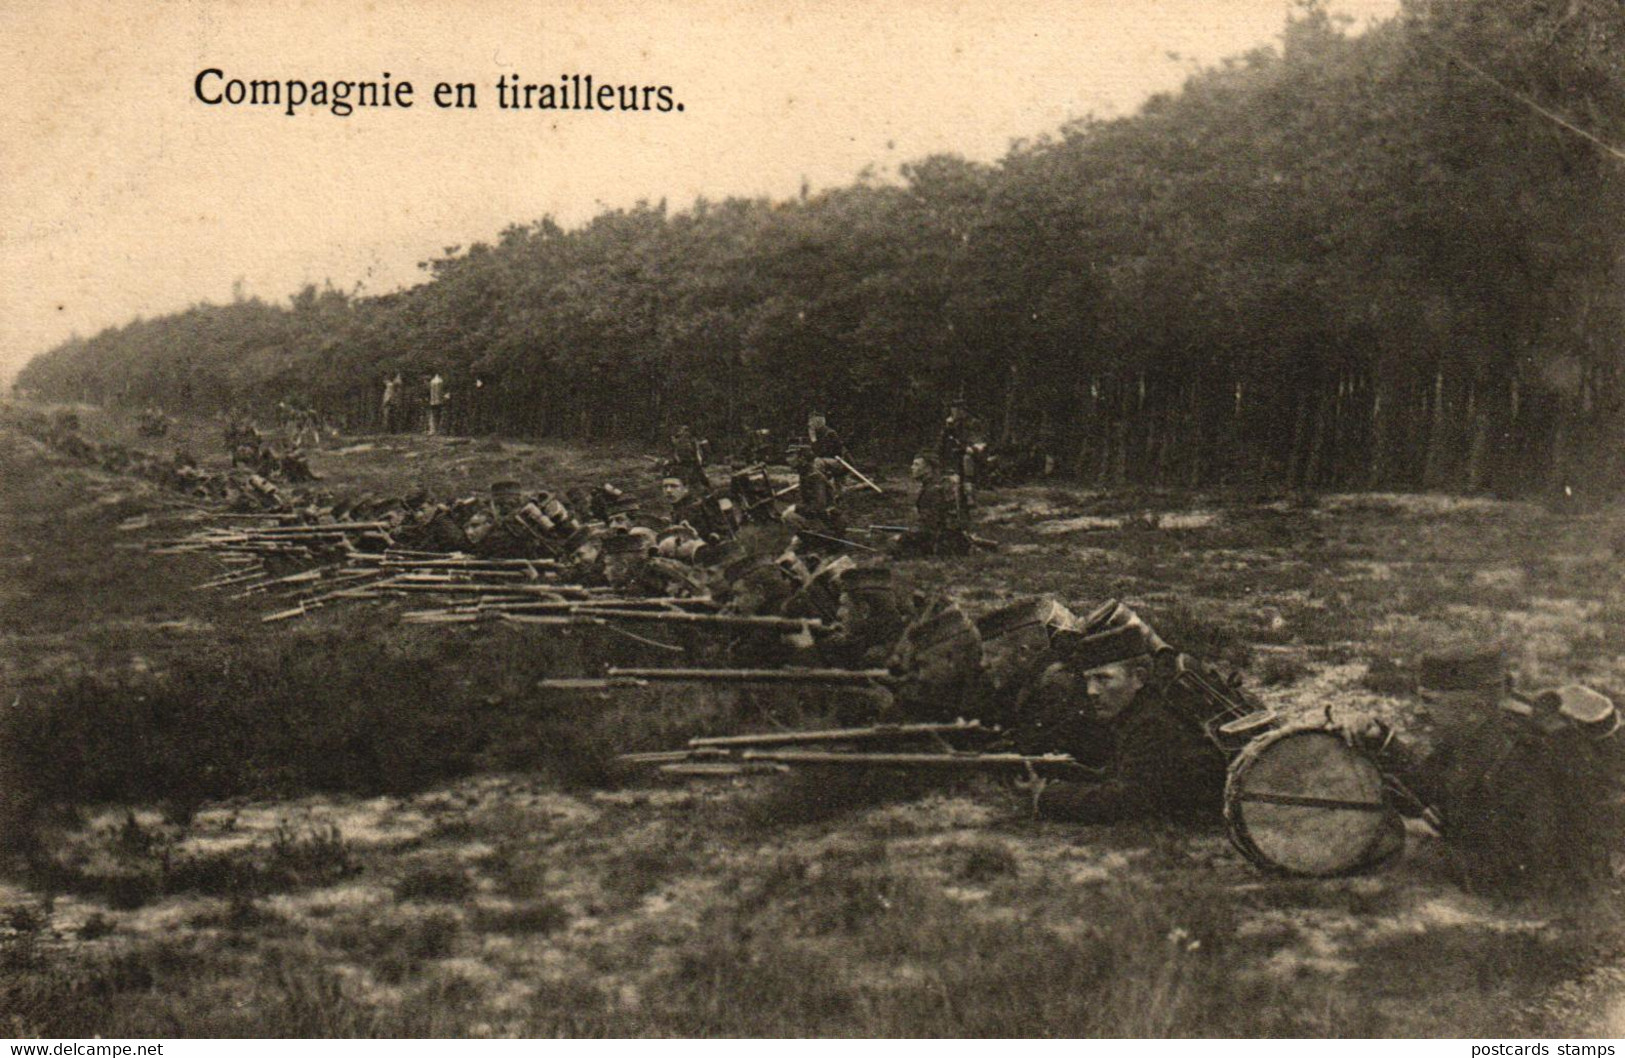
[728,464,783,526]
[667,424,712,492]
[782,449,845,551]
[937,400,971,472]
[381,373,403,433]
[807,410,844,460]
[294,402,324,449]
[895,452,971,557]
[224,411,263,468]
[936,399,985,507]
[426,372,447,436]
[276,399,297,442]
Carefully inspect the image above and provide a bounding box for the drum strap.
[1235,792,1387,812]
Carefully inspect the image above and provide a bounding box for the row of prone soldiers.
[21,409,315,514]
[665,412,990,559]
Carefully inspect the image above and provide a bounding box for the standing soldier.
[667,424,712,492]
[426,372,447,436]
[937,399,986,508]
[381,373,402,433]
[937,400,971,474]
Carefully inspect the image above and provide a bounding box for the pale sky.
[0,0,1399,384]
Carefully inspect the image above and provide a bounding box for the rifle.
[538,665,896,692]
[620,719,1101,781]
[261,574,411,623]
[223,564,344,598]
[835,456,883,494]
[407,610,826,632]
[794,528,882,554]
[192,564,272,590]
[406,596,718,616]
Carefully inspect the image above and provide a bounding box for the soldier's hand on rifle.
[1012,763,1051,819]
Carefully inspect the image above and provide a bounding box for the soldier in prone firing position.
[1015,618,1229,825]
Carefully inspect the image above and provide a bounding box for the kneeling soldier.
[895,452,971,558]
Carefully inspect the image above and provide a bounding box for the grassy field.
[3,402,1624,1037]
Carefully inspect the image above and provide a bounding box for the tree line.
[18,0,1625,497]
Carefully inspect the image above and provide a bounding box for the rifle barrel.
[836,456,884,494]
[738,750,1092,776]
[660,762,792,777]
[556,610,824,630]
[795,529,881,554]
[689,721,988,749]
[607,666,893,684]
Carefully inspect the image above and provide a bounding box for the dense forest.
[17,0,1625,497]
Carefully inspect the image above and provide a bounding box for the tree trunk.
[1422,368,1451,491]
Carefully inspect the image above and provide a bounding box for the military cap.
[1052,619,1158,672]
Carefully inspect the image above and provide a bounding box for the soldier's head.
[911,452,938,480]
[807,410,826,431]
[661,476,689,504]
[1058,611,1160,720]
[1083,660,1150,720]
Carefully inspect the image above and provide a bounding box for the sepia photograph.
[3,0,1624,1040]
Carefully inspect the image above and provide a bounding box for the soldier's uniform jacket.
[1034,681,1229,826]
[670,495,731,544]
[809,425,844,459]
[915,472,964,532]
[796,465,841,524]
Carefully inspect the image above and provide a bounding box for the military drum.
[1224,725,1402,876]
